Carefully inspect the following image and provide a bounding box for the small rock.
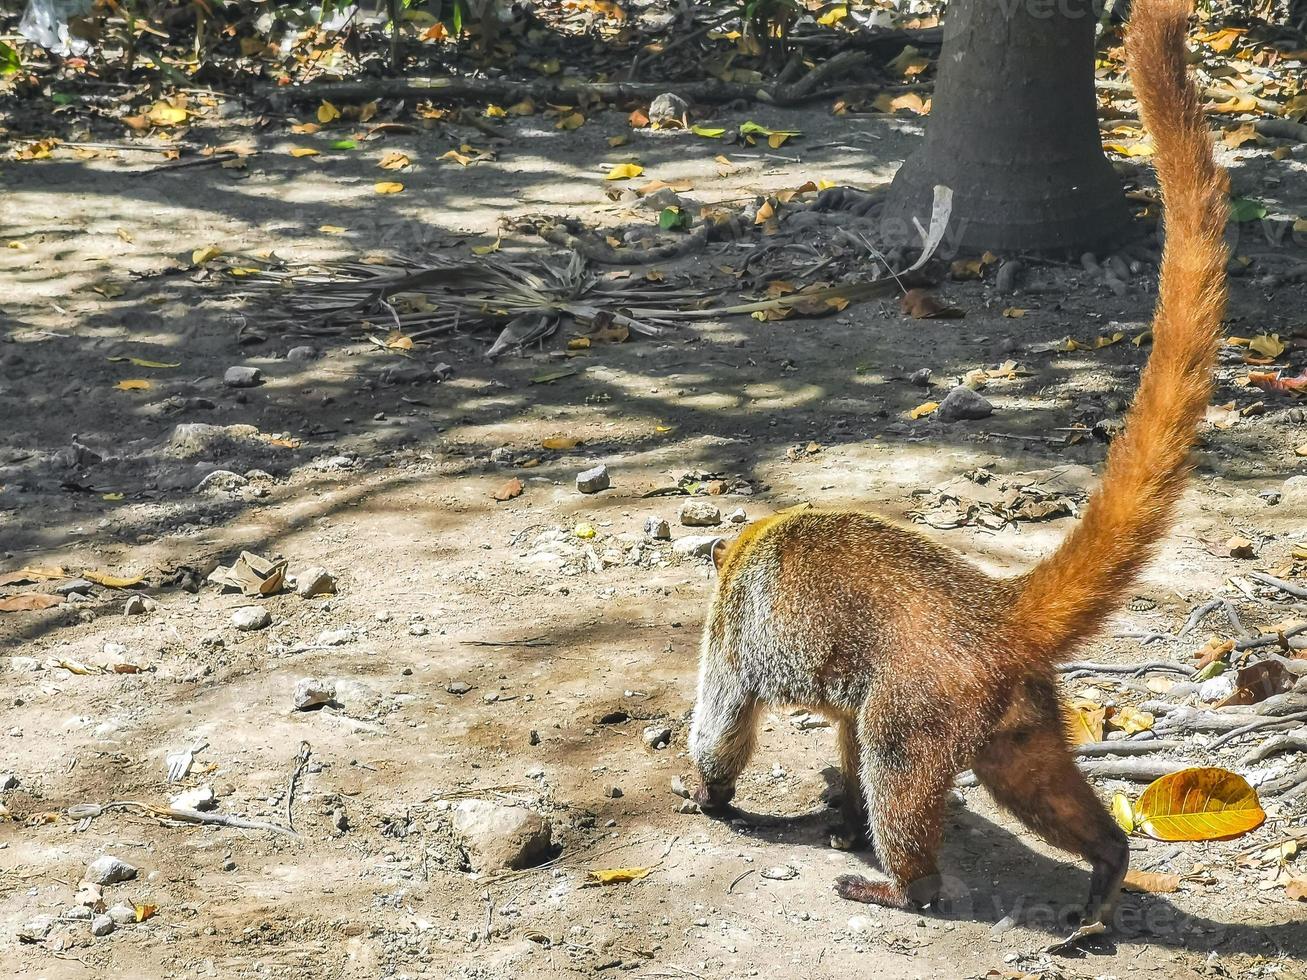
[649,92,690,125]
[791,712,830,731]
[677,799,701,814]
[760,865,797,881]
[195,469,249,492]
[85,855,137,886]
[380,362,431,386]
[0,773,19,791]
[1199,674,1236,703]
[90,914,115,937]
[294,677,336,710]
[447,681,472,695]
[642,725,672,750]
[333,807,350,832]
[170,784,216,811]
[672,535,719,558]
[847,915,875,934]
[106,904,136,926]
[223,365,263,388]
[936,386,994,422]
[433,362,454,381]
[54,579,96,597]
[726,508,747,524]
[679,500,721,527]
[604,786,623,799]
[909,367,932,387]
[231,606,271,631]
[123,595,148,616]
[315,628,353,646]
[489,447,514,465]
[1258,489,1281,506]
[989,913,1018,938]
[18,915,56,942]
[74,882,102,907]
[222,858,236,871]
[576,464,610,494]
[286,345,317,362]
[295,566,336,598]
[528,730,540,746]
[409,623,429,636]
[644,517,671,541]
[451,800,552,872]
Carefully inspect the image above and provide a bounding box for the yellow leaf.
[83,570,146,588]
[291,122,321,134]
[608,135,629,148]
[1111,793,1135,834]
[767,132,790,149]
[358,100,379,123]
[101,492,124,501]
[508,98,536,116]
[441,148,473,167]
[1207,95,1259,114]
[471,238,501,255]
[133,903,158,922]
[604,163,644,180]
[191,245,222,266]
[567,337,591,350]
[1108,707,1154,735]
[713,154,732,166]
[542,436,582,450]
[107,356,179,369]
[1123,870,1180,894]
[908,401,938,420]
[378,151,410,170]
[1134,767,1265,841]
[385,330,413,350]
[289,147,320,158]
[374,181,405,194]
[574,522,597,539]
[114,379,152,391]
[586,867,651,885]
[556,111,585,130]
[816,6,847,26]
[1103,140,1154,157]
[485,104,507,118]
[319,225,348,234]
[1248,333,1286,358]
[146,102,189,127]
[116,228,134,244]
[1132,330,1152,347]
[1066,699,1105,745]
[317,100,341,124]
[1002,307,1027,318]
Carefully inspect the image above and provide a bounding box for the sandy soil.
[2,95,1306,980]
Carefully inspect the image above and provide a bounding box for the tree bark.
[881,0,1130,255]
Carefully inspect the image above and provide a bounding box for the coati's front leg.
[830,718,871,851]
[974,720,1129,926]
[688,657,760,811]
[835,728,949,909]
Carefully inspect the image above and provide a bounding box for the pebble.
[447,681,472,695]
[989,913,1018,938]
[909,367,932,387]
[451,800,553,872]
[649,92,690,124]
[286,345,318,362]
[54,578,95,596]
[642,725,672,750]
[106,904,137,926]
[760,865,797,881]
[644,517,671,541]
[84,855,137,886]
[1199,674,1236,703]
[604,786,623,799]
[231,606,271,631]
[936,385,994,422]
[791,712,830,730]
[315,628,353,646]
[295,566,337,598]
[676,799,700,814]
[194,469,249,492]
[123,595,148,616]
[726,508,748,524]
[90,914,115,937]
[679,500,721,527]
[576,464,610,494]
[223,365,263,388]
[672,535,719,558]
[293,677,336,710]
[333,807,350,832]
[489,447,514,466]
[170,784,216,811]
[18,916,55,942]
[0,773,19,791]
[409,623,429,636]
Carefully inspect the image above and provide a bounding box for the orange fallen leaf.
[1122,870,1181,894]
[1134,767,1265,841]
[0,593,64,612]
[493,478,524,502]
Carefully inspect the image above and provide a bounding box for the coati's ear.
[710,537,730,571]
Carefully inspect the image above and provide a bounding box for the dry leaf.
[378,151,411,170]
[1107,707,1154,735]
[374,181,404,194]
[1111,793,1135,833]
[82,570,145,588]
[291,122,321,134]
[114,379,152,391]
[134,903,158,922]
[290,147,320,158]
[1134,767,1265,841]
[191,245,222,265]
[1225,535,1256,559]
[604,162,644,180]
[0,566,65,587]
[207,552,286,597]
[542,436,582,450]
[908,401,939,420]
[586,867,652,885]
[900,288,963,319]
[1123,870,1181,894]
[317,100,341,124]
[1248,334,1286,359]
[0,593,64,612]
[557,111,585,130]
[1287,879,1307,901]
[1066,699,1106,745]
[1213,660,1295,709]
[319,225,347,235]
[493,478,524,502]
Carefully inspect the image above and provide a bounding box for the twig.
[1235,623,1307,652]
[285,741,311,834]
[131,151,240,175]
[1259,770,1307,798]
[1073,740,1184,757]
[1077,758,1186,782]
[1248,572,1307,600]
[1207,710,1307,751]
[66,799,301,838]
[728,868,755,893]
[1176,598,1224,639]
[1058,660,1194,677]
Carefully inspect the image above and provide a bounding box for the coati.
[686,0,1229,927]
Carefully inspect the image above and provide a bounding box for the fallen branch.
[1248,572,1307,600]
[66,800,301,838]
[1073,739,1184,757]
[1076,758,1186,782]
[1058,660,1194,677]
[1260,770,1307,798]
[285,740,311,834]
[1206,709,1307,751]
[1238,733,1307,766]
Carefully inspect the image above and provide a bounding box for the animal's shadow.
[709,769,1303,961]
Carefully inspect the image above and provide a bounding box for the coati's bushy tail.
[1008,0,1229,659]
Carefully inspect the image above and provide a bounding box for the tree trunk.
[880,0,1130,255]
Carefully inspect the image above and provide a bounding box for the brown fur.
[687,0,1228,927]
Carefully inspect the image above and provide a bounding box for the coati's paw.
[829,827,869,852]
[834,874,909,909]
[691,780,735,811]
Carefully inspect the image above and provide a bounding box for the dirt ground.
[2,96,1306,980]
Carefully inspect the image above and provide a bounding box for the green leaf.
[531,367,584,384]
[330,139,357,151]
[690,125,725,139]
[1229,197,1267,223]
[0,41,21,75]
[1194,660,1228,682]
[658,207,690,232]
[51,92,75,105]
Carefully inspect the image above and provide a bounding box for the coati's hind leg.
[688,657,760,811]
[830,718,871,851]
[835,732,948,909]
[974,721,1129,925]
